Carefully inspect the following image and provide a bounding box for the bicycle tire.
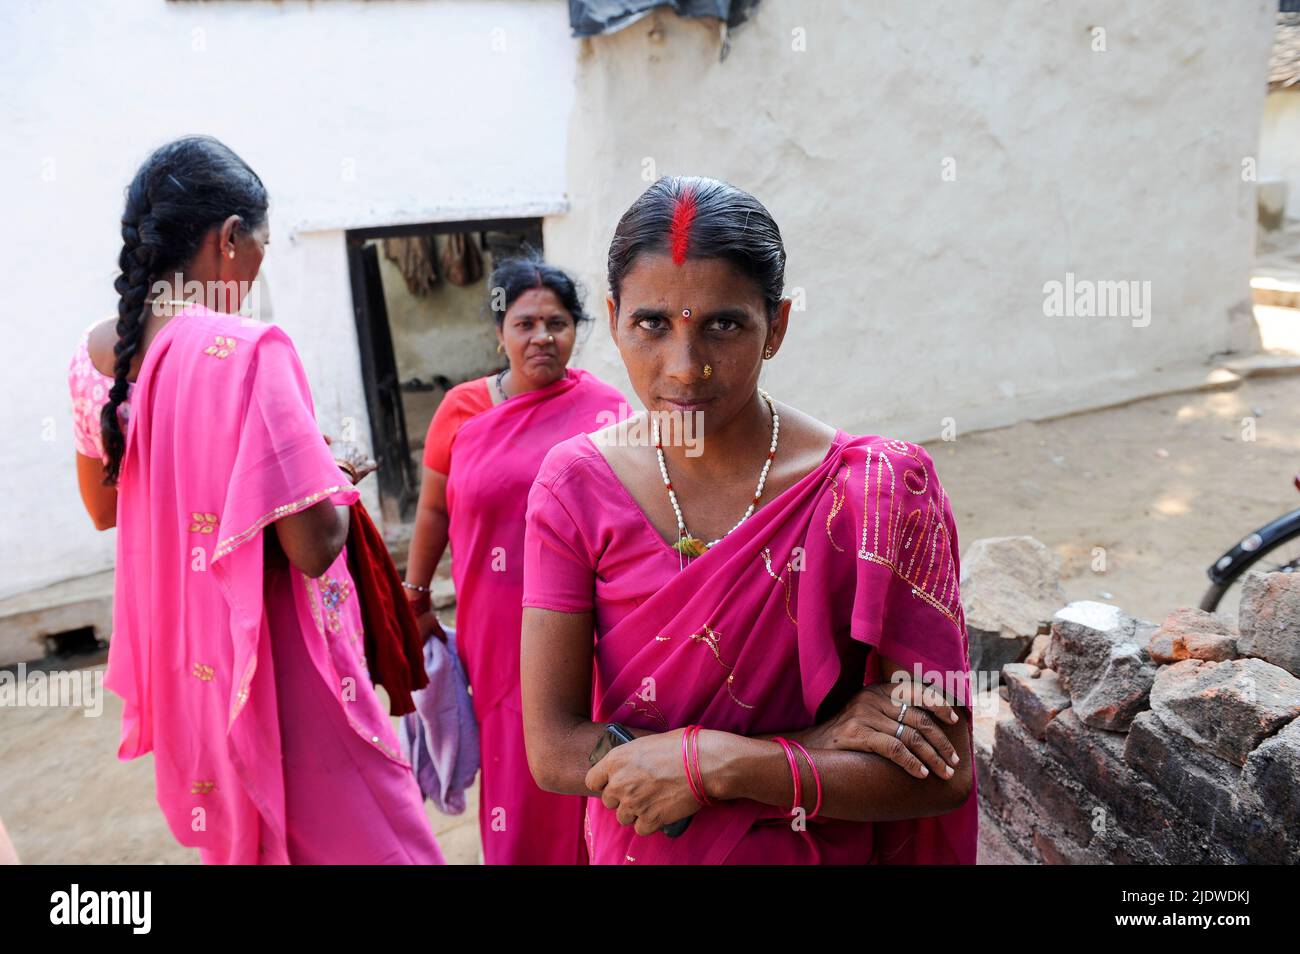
[1200,522,1300,613]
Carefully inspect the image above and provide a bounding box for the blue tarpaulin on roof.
[569,0,761,38]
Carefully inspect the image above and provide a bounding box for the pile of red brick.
[976,573,1300,864]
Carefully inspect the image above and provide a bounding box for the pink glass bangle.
[787,739,822,820]
[773,736,801,817]
[690,725,713,806]
[682,726,707,806]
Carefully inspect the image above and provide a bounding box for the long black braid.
[100,136,267,484]
[100,195,155,483]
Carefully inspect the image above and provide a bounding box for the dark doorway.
[345,218,543,526]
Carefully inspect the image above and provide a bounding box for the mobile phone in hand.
[588,723,692,838]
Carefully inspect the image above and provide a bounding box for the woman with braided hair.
[68,135,444,864]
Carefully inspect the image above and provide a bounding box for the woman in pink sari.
[521,176,977,864]
[404,253,626,864]
[70,136,443,864]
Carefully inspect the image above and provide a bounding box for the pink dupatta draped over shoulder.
[444,366,627,864]
[526,429,978,865]
[108,305,425,864]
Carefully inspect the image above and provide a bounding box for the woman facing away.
[404,253,627,864]
[69,135,443,865]
[520,175,978,864]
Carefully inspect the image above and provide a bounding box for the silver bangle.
[402,581,431,594]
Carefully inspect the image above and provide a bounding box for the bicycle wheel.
[1200,526,1300,625]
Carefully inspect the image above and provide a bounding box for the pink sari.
[109,304,443,864]
[444,367,627,864]
[574,431,976,864]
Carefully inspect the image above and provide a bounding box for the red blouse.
[423,376,494,474]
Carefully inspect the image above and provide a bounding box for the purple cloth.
[398,625,480,815]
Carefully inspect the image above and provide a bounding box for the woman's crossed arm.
[522,606,973,838]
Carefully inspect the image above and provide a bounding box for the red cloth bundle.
[344,501,429,716]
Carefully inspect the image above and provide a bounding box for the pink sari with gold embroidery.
[108,304,443,864]
[444,366,627,864]
[526,430,977,864]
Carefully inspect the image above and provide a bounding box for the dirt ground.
[937,369,1300,625]
[0,674,483,865]
[3,370,1298,865]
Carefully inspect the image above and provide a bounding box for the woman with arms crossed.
[520,176,976,864]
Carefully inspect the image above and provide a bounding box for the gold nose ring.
[702,364,712,378]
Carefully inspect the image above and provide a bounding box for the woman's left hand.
[332,441,378,485]
[584,729,701,836]
[416,608,447,644]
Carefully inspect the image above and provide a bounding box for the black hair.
[102,135,268,484]
[606,175,786,321]
[487,247,591,327]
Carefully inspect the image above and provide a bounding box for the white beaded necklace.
[653,388,779,565]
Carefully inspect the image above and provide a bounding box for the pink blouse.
[522,427,869,858]
[522,428,850,633]
[68,324,132,459]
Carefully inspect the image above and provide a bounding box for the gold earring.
[497,342,504,354]
[763,346,773,360]
[702,363,712,378]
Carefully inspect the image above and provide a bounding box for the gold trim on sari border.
[851,444,962,630]
[823,462,850,552]
[622,691,669,730]
[213,484,352,560]
[228,655,257,726]
[689,623,755,710]
[760,546,798,627]
[351,719,401,762]
[652,622,755,710]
